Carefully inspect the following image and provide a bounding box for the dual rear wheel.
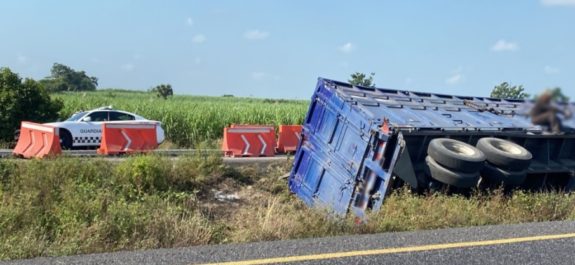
[426,139,484,188]
[425,137,532,189]
[476,138,532,187]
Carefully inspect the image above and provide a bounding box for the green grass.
[1,156,575,261]
[53,91,309,147]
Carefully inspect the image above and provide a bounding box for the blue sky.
[1,0,574,99]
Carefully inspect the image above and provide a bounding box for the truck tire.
[425,156,480,188]
[476,138,532,171]
[427,138,486,173]
[481,163,527,187]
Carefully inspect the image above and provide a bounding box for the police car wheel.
[59,129,73,150]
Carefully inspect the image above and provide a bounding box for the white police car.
[45,107,165,149]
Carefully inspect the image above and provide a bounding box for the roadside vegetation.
[1,155,575,261]
[0,68,63,143]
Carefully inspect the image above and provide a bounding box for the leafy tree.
[0,67,63,142]
[348,72,376,88]
[490,82,529,99]
[40,63,98,92]
[151,84,174,99]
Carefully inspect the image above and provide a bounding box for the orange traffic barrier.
[276,125,302,153]
[222,125,276,157]
[13,122,62,158]
[97,123,158,155]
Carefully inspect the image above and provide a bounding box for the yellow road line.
[198,232,575,265]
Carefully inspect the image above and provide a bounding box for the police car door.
[77,111,108,146]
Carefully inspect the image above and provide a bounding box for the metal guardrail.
[0,148,293,166]
[0,149,222,158]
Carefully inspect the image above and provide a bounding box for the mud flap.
[392,143,419,189]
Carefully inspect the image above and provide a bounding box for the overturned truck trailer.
[288,78,575,216]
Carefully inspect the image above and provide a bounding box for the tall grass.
[0,155,225,260]
[53,91,309,147]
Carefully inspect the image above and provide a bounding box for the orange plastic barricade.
[276,125,302,153]
[222,125,276,157]
[97,123,158,155]
[13,122,62,158]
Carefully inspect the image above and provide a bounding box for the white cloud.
[251,72,266,81]
[192,34,207,44]
[244,30,270,40]
[446,68,464,85]
[544,65,560,74]
[541,0,575,6]
[339,42,355,53]
[491,40,519,52]
[250,72,279,81]
[446,74,463,85]
[17,55,28,64]
[121,63,135,72]
[186,17,194,26]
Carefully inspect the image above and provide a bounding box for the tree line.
[40,63,174,98]
[40,63,98,92]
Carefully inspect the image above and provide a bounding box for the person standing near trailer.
[531,90,572,134]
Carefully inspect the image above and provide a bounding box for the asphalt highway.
[3,221,575,265]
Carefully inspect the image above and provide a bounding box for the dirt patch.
[198,162,292,220]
